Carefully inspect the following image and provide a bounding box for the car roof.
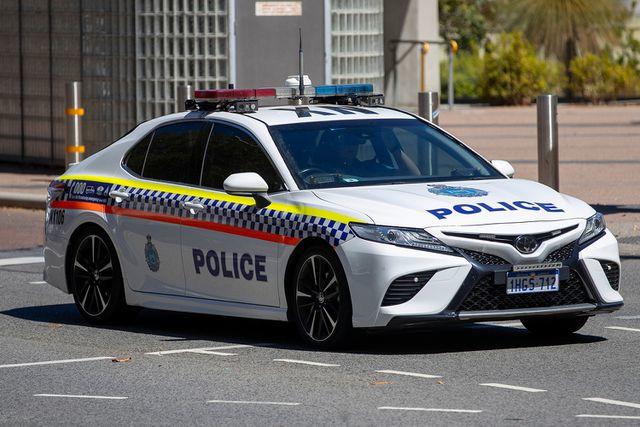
[207,104,415,126]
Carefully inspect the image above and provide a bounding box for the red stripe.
[51,200,300,246]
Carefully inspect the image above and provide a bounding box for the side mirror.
[223,172,271,208]
[491,160,515,178]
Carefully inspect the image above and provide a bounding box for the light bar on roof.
[314,83,374,97]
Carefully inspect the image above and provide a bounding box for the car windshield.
[269,118,503,189]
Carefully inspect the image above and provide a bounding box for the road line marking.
[207,400,300,406]
[34,394,127,400]
[378,407,482,413]
[615,315,640,320]
[0,356,113,369]
[375,369,441,379]
[605,326,640,333]
[576,414,640,420]
[273,358,340,367]
[0,256,45,267]
[480,383,546,393]
[28,281,47,285]
[583,397,640,409]
[145,345,251,355]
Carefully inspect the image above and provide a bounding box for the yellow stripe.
[65,107,85,116]
[58,174,362,225]
[65,145,85,153]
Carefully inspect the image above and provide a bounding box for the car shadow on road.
[1,303,606,355]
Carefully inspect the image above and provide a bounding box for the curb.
[0,192,46,210]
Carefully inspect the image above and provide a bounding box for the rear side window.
[201,123,285,192]
[142,121,211,185]
[123,134,152,176]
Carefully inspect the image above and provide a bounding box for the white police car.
[44,83,623,348]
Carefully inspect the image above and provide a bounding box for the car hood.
[313,179,595,228]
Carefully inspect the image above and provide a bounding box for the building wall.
[383,0,440,111]
[0,0,439,166]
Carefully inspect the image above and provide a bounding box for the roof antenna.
[298,28,304,97]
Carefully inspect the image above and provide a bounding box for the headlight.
[350,223,456,254]
[579,212,606,245]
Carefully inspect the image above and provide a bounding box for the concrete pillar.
[384,0,440,112]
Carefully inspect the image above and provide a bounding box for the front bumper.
[337,229,623,329]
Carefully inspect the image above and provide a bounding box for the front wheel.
[521,316,589,336]
[69,226,132,323]
[290,246,353,349]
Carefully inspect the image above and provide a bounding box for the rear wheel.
[290,246,352,349]
[70,226,132,323]
[521,316,589,336]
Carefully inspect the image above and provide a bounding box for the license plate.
[506,269,560,295]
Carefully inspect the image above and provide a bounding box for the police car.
[44,82,623,348]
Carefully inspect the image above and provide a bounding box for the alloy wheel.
[73,234,114,316]
[295,255,341,342]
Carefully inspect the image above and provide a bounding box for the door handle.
[108,190,130,203]
[181,200,204,214]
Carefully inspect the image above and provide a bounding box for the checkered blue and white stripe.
[93,182,355,246]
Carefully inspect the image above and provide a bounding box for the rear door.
[114,120,211,296]
[181,122,286,306]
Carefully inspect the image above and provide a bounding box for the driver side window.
[200,123,285,192]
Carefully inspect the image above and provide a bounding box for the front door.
[181,122,286,306]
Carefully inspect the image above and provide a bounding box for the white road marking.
[583,397,640,409]
[207,400,300,406]
[480,383,546,393]
[576,414,640,420]
[378,407,482,413]
[34,394,127,400]
[273,358,340,367]
[145,345,251,356]
[605,326,640,333]
[615,315,640,320]
[28,281,47,285]
[0,356,114,369]
[375,369,441,379]
[0,256,44,267]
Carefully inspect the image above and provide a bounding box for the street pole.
[537,94,559,190]
[419,42,429,93]
[176,84,193,112]
[418,91,439,125]
[448,49,454,110]
[65,81,83,167]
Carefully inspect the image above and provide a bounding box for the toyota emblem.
[514,235,539,254]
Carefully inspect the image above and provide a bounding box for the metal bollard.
[537,94,559,190]
[65,81,83,167]
[418,91,439,125]
[176,84,193,112]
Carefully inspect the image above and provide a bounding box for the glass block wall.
[135,0,229,120]
[330,0,384,92]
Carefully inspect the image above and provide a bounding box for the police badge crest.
[144,235,160,272]
[427,184,488,197]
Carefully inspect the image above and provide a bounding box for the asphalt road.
[0,247,639,426]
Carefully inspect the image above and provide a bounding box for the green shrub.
[479,32,558,105]
[440,48,484,101]
[569,53,640,102]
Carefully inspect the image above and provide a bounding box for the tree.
[504,0,629,73]
[439,0,496,51]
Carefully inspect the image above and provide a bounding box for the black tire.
[521,316,589,336]
[69,225,133,323]
[289,245,353,349]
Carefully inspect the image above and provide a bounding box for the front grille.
[544,241,576,263]
[381,270,436,306]
[458,270,593,311]
[598,260,620,290]
[457,248,509,265]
